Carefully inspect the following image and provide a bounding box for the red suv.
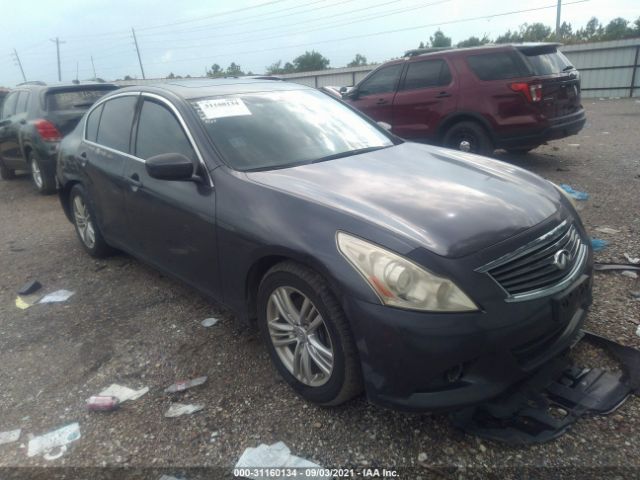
[342,43,585,155]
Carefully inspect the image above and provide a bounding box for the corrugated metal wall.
[115,39,640,98]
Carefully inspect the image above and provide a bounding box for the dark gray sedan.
[56,78,592,411]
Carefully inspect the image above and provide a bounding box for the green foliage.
[265,60,296,74]
[206,63,223,77]
[456,35,490,48]
[347,54,368,67]
[292,51,330,72]
[429,30,452,47]
[226,62,244,76]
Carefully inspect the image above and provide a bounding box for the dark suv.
[343,43,585,155]
[0,81,118,193]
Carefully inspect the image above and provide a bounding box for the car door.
[0,92,22,169]
[80,94,137,244]
[123,94,219,297]
[392,58,458,141]
[346,63,403,124]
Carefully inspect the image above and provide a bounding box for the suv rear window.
[46,89,114,111]
[520,49,573,75]
[467,51,531,81]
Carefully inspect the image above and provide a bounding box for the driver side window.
[135,100,196,161]
[358,64,403,96]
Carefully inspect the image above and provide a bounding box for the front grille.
[479,221,588,301]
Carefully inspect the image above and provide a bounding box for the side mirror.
[342,86,358,99]
[339,86,348,94]
[145,153,195,181]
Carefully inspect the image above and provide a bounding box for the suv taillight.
[34,119,62,141]
[510,82,543,103]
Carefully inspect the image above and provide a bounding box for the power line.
[50,37,66,81]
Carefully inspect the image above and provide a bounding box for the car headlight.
[336,232,478,312]
[549,181,578,209]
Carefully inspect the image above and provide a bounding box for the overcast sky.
[1,0,638,86]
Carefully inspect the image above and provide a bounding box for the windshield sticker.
[195,98,251,120]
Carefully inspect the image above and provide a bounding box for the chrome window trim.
[476,220,589,302]
[82,91,213,187]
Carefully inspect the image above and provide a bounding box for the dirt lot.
[0,99,639,478]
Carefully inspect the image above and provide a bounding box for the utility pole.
[131,28,146,79]
[76,61,79,81]
[555,0,562,39]
[91,55,97,79]
[11,48,27,82]
[50,37,65,81]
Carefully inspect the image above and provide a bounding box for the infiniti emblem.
[553,249,571,270]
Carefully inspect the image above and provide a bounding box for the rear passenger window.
[1,92,19,118]
[16,91,30,113]
[135,100,196,161]
[403,60,452,90]
[96,96,137,153]
[358,64,403,96]
[467,52,530,81]
[85,104,103,142]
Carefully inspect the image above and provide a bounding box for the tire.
[0,159,16,180]
[505,146,537,155]
[442,121,493,156]
[69,184,113,258]
[28,151,56,194]
[257,261,363,406]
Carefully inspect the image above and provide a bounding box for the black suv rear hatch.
[516,44,581,119]
[44,85,118,135]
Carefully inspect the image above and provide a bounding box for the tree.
[226,62,244,76]
[603,17,631,40]
[347,53,368,67]
[558,22,573,40]
[206,63,223,77]
[167,72,176,79]
[456,35,490,48]
[123,75,133,81]
[429,29,451,47]
[418,41,425,49]
[292,51,330,72]
[266,60,295,74]
[496,23,551,43]
[635,16,640,34]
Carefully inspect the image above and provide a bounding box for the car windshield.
[46,88,115,111]
[520,49,573,75]
[190,89,394,171]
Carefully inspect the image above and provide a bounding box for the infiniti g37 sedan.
[56,79,593,411]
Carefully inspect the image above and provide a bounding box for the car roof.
[12,81,118,92]
[397,42,562,63]
[116,77,313,100]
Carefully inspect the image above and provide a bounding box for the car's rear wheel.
[70,184,113,258]
[257,261,363,406]
[28,152,56,194]
[442,121,493,156]
[0,159,16,180]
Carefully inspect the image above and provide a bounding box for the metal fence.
[115,38,640,98]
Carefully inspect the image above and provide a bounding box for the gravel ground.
[0,98,639,479]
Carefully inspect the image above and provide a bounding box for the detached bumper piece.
[450,331,639,444]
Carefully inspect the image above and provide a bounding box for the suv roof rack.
[404,47,456,57]
[16,80,47,86]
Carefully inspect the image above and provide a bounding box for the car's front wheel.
[257,261,363,406]
[28,152,56,194]
[442,121,493,156]
[69,184,113,258]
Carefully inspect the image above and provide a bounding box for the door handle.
[436,92,452,98]
[127,173,142,190]
[79,151,88,167]
[375,98,388,105]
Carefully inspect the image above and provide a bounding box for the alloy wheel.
[31,159,43,189]
[266,286,334,387]
[72,195,96,249]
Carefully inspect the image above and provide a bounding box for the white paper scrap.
[98,384,149,402]
[235,442,331,479]
[164,403,204,418]
[27,423,80,458]
[0,429,21,446]
[39,290,75,304]
[196,98,251,120]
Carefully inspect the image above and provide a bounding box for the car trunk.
[517,45,581,119]
[44,86,117,135]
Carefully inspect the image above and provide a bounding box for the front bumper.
[344,270,593,412]
[497,109,586,149]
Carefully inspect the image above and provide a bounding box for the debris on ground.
[591,238,608,251]
[27,423,81,459]
[622,271,639,279]
[165,376,207,394]
[595,226,620,235]
[624,253,640,264]
[0,429,21,446]
[560,184,589,200]
[98,384,149,403]
[235,442,330,479]
[17,280,42,296]
[567,143,580,147]
[38,289,75,304]
[201,317,219,327]
[14,294,41,310]
[632,291,640,300]
[164,403,204,418]
[86,395,119,411]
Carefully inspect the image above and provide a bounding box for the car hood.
[246,143,561,258]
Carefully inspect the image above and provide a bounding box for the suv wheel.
[28,152,56,194]
[443,121,493,156]
[70,184,113,258]
[257,261,363,406]
[0,159,16,180]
